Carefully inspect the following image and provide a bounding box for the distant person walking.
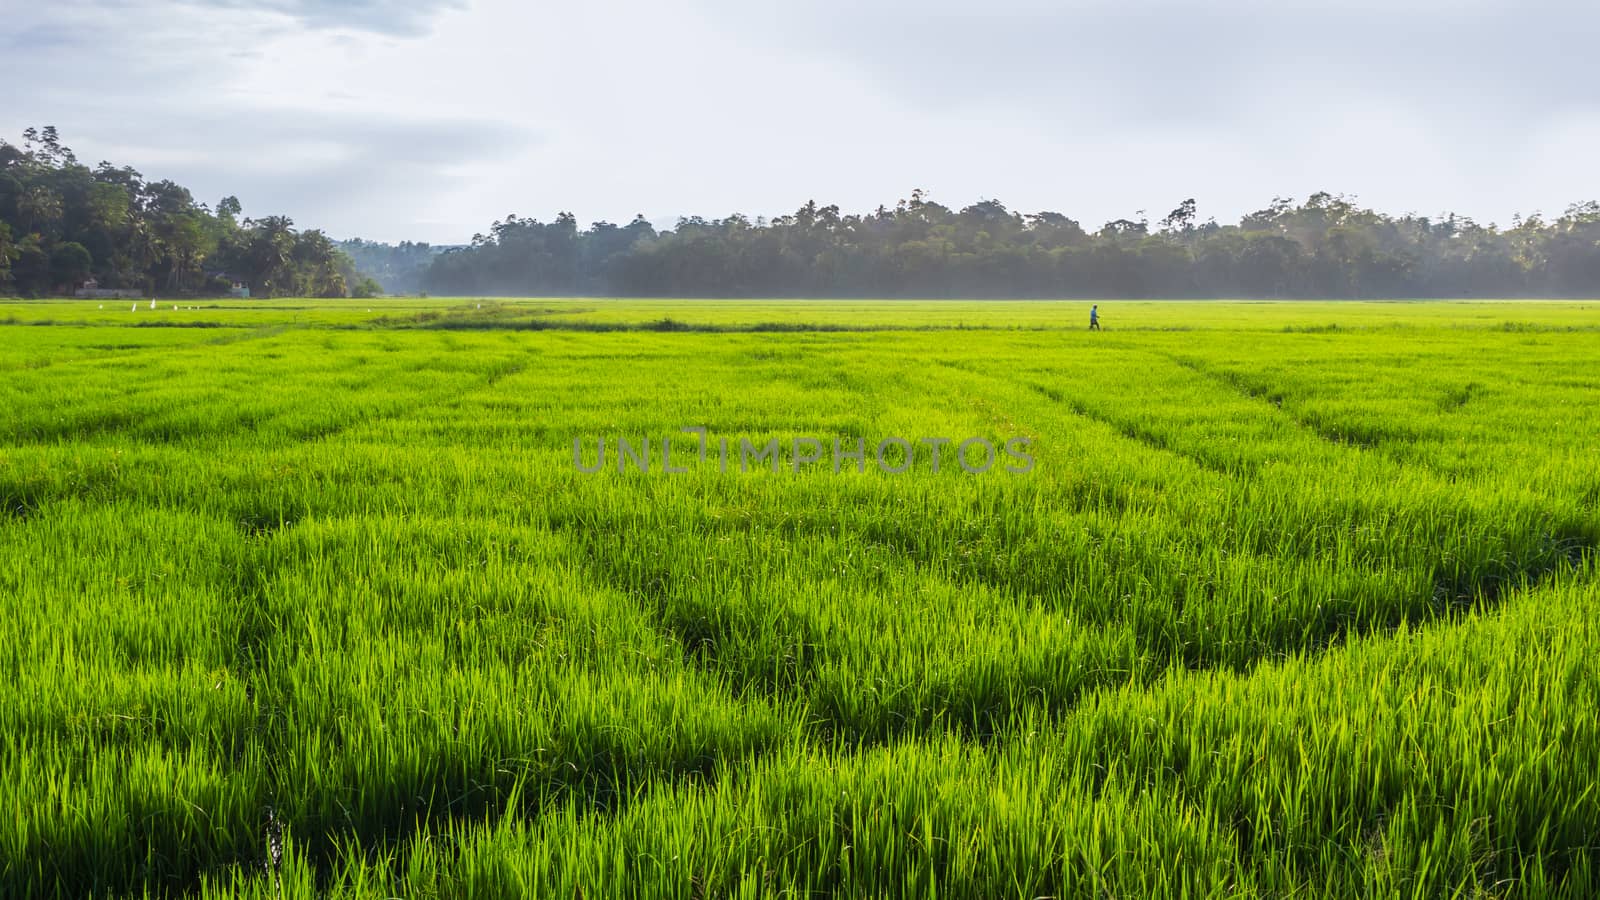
[1089,304,1101,331]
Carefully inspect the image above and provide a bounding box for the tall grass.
[0,300,1595,897]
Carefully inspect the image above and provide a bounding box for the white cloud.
[3,0,1597,243]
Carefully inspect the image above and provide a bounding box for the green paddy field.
[1,298,1597,898]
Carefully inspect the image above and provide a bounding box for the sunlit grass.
[1,296,1598,332]
[0,299,1596,898]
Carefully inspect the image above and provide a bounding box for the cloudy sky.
[4,0,1596,244]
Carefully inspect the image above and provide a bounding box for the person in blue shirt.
[1089,304,1101,331]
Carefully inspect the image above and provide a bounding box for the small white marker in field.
[173,305,179,311]
[149,299,156,310]
[131,304,138,312]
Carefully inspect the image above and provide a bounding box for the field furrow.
[1,299,1596,898]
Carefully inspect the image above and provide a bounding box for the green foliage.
[350,276,383,299]
[48,240,92,286]
[8,127,1600,300]
[0,129,357,299]
[424,193,1600,299]
[0,300,1597,897]
[0,221,16,291]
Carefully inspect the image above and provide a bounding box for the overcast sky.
[4,0,1597,244]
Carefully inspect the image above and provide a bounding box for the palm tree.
[163,216,206,293]
[245,216,295,297]
[17,186,62,237]
[127,213,162,297]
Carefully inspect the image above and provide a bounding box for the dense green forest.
[5,127,1599,298]
[0,128,379,299]
[427,194,1600,298]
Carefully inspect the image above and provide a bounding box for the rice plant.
[0,299,1596,898]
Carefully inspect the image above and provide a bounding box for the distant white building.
[204,271,252,299]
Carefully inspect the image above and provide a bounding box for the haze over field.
[3,0,1598,244]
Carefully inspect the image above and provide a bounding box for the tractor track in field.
[1026,380,1250,477]
[934,356,1256,480]
[275,357,530,446]
[1163,353,1403,453]
[561,505,1598,750]
[8,312,1600,897]
[6,507,747,900]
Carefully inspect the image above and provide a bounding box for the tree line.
[425,192,1600,299]
[337,238,438,296]
[0,128,380,298]
[5,127,1598,299]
